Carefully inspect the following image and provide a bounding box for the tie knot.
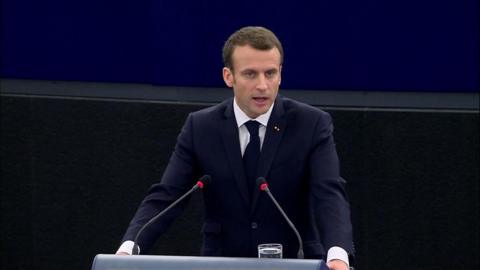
[244,120,260,136]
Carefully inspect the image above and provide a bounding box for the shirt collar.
[233,97,273,128]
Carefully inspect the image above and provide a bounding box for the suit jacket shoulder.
[275,97,333,141]
[190,98,233,121]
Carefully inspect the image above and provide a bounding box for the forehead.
[231,45,281,71]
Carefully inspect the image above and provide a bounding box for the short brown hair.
[222,26,284,70]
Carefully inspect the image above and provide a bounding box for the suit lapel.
[251,98,286,214]
[220,100,250,208]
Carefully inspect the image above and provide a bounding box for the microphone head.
[256,177,268,191]
[197,175,211,189]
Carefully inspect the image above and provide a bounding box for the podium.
[91,254,329,270]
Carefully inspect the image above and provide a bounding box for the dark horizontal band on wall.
[1,79,478,111]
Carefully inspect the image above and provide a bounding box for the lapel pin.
[274,125,280,132]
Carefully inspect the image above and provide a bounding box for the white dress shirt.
[232,98,272,155]
[117,98,349,267]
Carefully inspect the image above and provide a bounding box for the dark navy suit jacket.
[122,96,354,259]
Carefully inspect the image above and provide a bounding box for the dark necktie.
[243,120,260,197]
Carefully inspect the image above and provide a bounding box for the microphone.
[132,175,211,255]
[256,177,304,259]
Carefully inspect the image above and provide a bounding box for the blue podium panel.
[91,254,328,270]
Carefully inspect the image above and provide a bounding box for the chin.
[257,109,269,116]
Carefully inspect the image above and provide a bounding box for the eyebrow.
[266,68,278,73]
[240,68,278,74]
[239,69,257,75]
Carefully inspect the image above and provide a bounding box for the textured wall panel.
[1,96,478,270]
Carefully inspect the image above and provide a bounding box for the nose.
[256,74,268,91]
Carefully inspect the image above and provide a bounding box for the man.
[116,26,354,270]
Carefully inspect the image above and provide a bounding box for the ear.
[278,65,282,86]
[223,67,234,87]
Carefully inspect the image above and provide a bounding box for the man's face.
[223,45,282,119]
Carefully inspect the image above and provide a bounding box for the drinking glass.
[258,243,282,258]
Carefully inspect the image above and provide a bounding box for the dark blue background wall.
[1,0,478,91]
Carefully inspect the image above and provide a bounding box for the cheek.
[233,85,249,100]
[236,82,252,94]
[268,80,280,89]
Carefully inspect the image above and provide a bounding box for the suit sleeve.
[121,113,200,253]
[308,112,354,255]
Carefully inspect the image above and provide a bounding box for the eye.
[243,71,256,79]
[265,69,278,78]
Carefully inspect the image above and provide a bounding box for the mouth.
[252,97,269,105]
